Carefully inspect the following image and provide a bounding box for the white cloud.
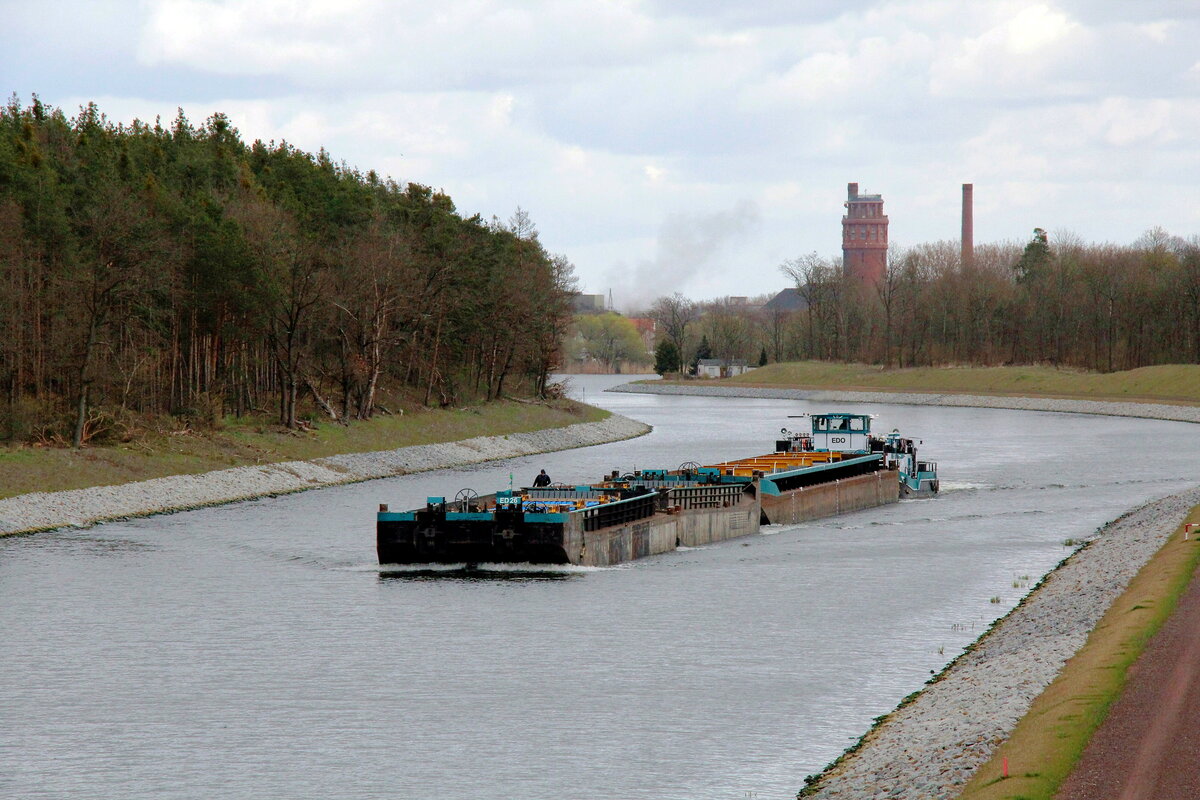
[1137,20,1173,42]
[139,0,362,76]
[1004,4,1079,53]
[22,0,1200,303]
[1092,97,1177,147]
[138,0,671,90]
[929,3,1089,98]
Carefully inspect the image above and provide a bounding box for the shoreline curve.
[0,412,651,537]
[607,382,1200,424]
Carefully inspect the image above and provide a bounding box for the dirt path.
[1055,560,1200,800]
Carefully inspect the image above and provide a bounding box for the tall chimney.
[848,182,859,201]
[961,183,974,268]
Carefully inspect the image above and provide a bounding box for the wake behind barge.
[377,413,937,567]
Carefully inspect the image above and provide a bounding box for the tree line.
[0,97,575,446]
[640,228,1200,374]
[561,312,653,373]
[782,229,1200,369]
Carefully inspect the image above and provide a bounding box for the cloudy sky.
[6,1,1200,309]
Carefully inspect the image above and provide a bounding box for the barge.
[377,412,937,567]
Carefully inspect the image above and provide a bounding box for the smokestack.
[961,183,974,268]
[848,182,859,201]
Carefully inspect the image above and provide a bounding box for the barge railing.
[669,483,747,510]
[578,492,658,532]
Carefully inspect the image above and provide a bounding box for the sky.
[5,0,1200,311]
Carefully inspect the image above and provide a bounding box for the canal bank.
[796,486,1200,799]
[609,382,1200,424]
[0,412,650,536]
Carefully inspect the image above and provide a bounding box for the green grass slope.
[0,400,607,501]
[713,362,1200,405]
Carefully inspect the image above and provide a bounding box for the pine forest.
[0,97,576,446]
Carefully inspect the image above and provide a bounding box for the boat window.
[829,418,846,431]
[814,418,828,431]
[849,417,864,431]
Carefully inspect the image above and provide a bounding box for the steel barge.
[377,412,937,567]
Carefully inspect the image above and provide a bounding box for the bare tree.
[781,252,840,359]
[68,181,170,446]
[649,293,698,367]
[875,247,907,367]
[702,297,753,362]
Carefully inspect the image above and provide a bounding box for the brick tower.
[961,183,974,268]
[842,182,888,285]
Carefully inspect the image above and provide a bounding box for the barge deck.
[377,412,931,567]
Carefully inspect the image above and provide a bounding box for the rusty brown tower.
[961,183,974,268]
[842,182,888,285]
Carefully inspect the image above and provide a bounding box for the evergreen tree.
[654,339,680,375]
[1014,227,1051,284]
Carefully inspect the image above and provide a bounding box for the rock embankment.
[800,486,1200,800]
[609,383,1200,424]
[0,413,651,536]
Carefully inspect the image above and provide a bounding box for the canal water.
[3,375,1199,800]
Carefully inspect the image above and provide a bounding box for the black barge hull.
[378,510,572,565]
[378,462,898,567]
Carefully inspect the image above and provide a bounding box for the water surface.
[3,375,1198,799]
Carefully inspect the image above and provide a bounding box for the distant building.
[571,293,606,313]
[696,358,754,378]
[627,317,657,355]
[842,182,888,285]
[763,288,807,313]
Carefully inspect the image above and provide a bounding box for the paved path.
[1055,557,1200,800]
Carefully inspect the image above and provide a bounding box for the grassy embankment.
[667,362,1200,406]
[0,400,608,501]
[956,503,1200,800]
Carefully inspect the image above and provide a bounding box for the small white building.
[696,358,754,378]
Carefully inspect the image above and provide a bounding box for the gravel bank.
[608,382,1200,424]
[0,413,650,536]
[799,486,1200,799]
